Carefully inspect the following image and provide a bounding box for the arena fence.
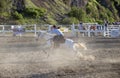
[0,24,52,37]
[71,23,120,38]
[0,24,120,38]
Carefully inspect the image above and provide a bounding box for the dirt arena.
[0,35,120,78]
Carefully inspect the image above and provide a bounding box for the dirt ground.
[0,35,120,78]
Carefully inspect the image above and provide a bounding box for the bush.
[86,6,91,14]
[24,8,38,18]
[62,17,79,24]
[46,17,57,25]
[96,20,103,24]
[23,8,46,18]
[12,11,23,20]
[68,7,86,21]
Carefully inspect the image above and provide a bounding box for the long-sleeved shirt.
[50,29,64,36]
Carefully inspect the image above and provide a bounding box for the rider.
[50,25,65,48]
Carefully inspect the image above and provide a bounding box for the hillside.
[0,0,120,24]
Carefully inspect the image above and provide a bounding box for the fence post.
[71,23,76,37]
[2,25,5,36]
[34,24,37,37]
[48,25,52,32]
[119,25,120,36]
[88,25,91,37]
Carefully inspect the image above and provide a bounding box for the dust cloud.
[0,36,120,78]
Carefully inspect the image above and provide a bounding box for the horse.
[36,31,87,51]
[36,31,95,60]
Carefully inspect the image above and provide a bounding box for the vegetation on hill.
[0,0,119,25]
